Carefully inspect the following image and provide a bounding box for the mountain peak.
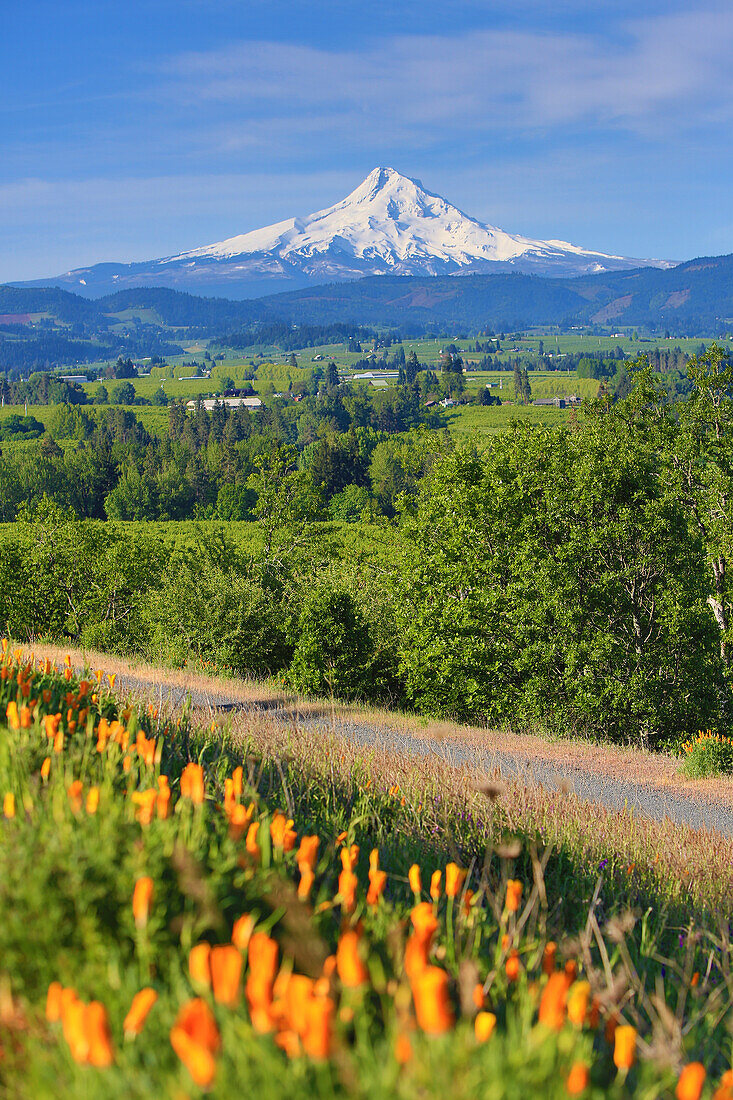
[26,170,674,298]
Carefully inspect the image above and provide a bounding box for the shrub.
[680,731,733,777]
[286,583,375,699]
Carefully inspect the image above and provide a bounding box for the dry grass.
[21,642,733,914]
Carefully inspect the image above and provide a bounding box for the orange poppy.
[302,996,335,1059]
[296,835,320,870]
[46,981,63,1022]
[232,914,256,953]
[189,943,212,987]
[566,1062,591,1096]
[86,787,100,815]
[430,870,442,901]
[411,966,454,1034]
[613,1025,637,1070]
[445,862,466,898]
[475,1011,497,1042]
[84,1001,115,1067]
[542,941,557,975]
[337,927,369,988]
[3,792,15,819]
[367,869,387,906]
[132,876,154,928]
[210,944,242,1007]
[180,762,205,804]
[170,998,220,1088]
[538,972,571,1030]
[123,988,158,1036]
[505,879,522,912]
[408,864,422,894]
[676,1064,706,1100]
[338,868,358,912]
[270,811,297,851]
[567,981,591,1027]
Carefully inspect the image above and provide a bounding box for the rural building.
[186,397,263,411]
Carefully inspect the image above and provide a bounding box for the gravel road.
[114,671,733,838]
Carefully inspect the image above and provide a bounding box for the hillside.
[3,253,733,370]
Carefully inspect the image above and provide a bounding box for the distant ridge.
[16,168,672,299]
[5,252,733,336]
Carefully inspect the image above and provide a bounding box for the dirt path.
[53,648,733,839]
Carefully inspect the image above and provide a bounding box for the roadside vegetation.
[1,648,732,1098]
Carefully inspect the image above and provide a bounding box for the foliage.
[0,653,729,1097]
[680,731,733,777]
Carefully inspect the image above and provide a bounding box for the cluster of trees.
[0,377,445,523]
[0,349,730,746]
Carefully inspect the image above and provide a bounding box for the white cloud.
[156,7,733,155]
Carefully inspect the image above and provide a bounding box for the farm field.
[0,646,731,1097]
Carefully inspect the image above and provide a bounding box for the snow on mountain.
[165,167,665,276]
[23,168,673,298]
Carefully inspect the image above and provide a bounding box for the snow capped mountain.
[25,168,673,299]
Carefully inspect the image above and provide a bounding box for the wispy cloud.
[157,7,733,159]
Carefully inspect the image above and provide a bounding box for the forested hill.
[4,251,733,336]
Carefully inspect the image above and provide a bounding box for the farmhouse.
[186,397,263,411]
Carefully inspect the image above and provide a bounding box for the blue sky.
[2,0,733,281]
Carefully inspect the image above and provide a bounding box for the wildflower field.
[1,645,732,1099]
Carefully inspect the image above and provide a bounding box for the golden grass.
[21,643,733,914]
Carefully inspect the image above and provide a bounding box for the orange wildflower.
[132,789,157,826]
[156,775,171,819]
[107,673,116,689]
[67,780,83,814]
[430,870,442,901]
[505,950,521,982]
[337,927,369,988]
[298,864,315,900]
[297,835,320,870]
[46,981,63,1022]
[567,981,591,1027]
[86,786,99,814]
[395,1031,413,1065]
[41,756,51,780]
[538,972,571,1030]
[408,864,422,894]
[232,914,256,954]
[566,1062,591,1096]
[302,996,335,1059]
[123,988,158,1036]
[340,844,359,872]
[228,801,253,841]
[506,879,523,912]
[714,1069,733,1100]
[231,765,243,797]
[246,821,261,859]
[180,762,205,804]
[473,983,485,1010]
[170,998,220,1089]
[613,1025,637,1070]
[246,933,279,1033]
[411,966,454,1034]
[270,811,297,851]
[445,862,466,898]
[19,705,31,729]
[3,792,15,819]
[542,941,557,976]
[677,1064,706,1100]
[475,1011,497,1042]
[84,1001,115,1067]
[210,944,242,1007]
[132,876,154,928]
[338,868,358,912]
[6,701,19,730]
[367,868,387,906]
[189,943,212,987]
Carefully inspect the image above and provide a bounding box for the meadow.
[0,646,730,1098]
